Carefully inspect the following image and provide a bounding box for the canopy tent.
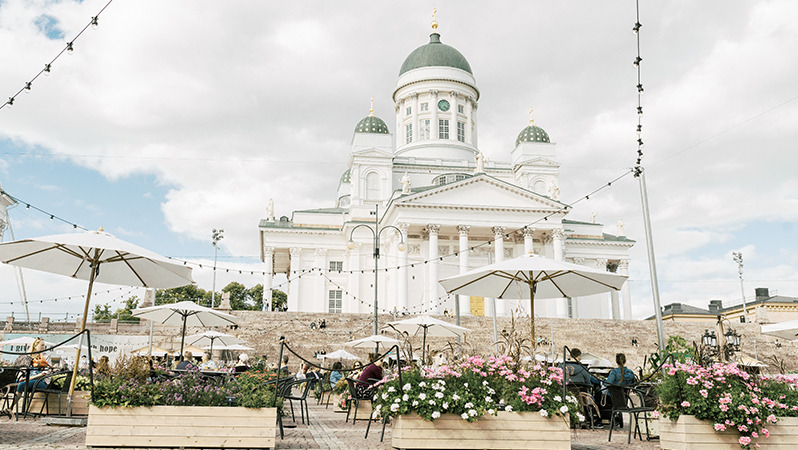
[761,319,798,341]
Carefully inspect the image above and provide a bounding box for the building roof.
[399,33,472,76]
[645,302,716,320]
[515,124,550,145]
[293,207,346,214]
[354,115,389,134]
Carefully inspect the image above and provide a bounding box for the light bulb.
[397,242,406,252]
[91,16,99,30]
[66,42,74,55]
[24,82,31,94]
[346,240,356,250]
[44,64,51,76]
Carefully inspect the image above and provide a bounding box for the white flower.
[553,395,562,402]
[390,403,399,412]
[442,402,449,409]
[388,386,396,393]
[429,400,436,405]
[566,395,576,403]
[412,400,419,407]
[402,394,409,401]
[485,396,492,403]
[461,413,469,420]
[487,388,495,395]
[375,404,382,410]
[394,397,400,403]
[499,398,505,405]
[463,383,469,387]
[559,405,569,414]
[403,383,411,391]
[381,393,388,400]
[577,412,586,422]
[419,381,427,387]
[452,394,461,401]
[419,393,427,400]
[540,409,549,417]
[372,411,380,419]
[464,402,474,408]
[468,409,477,417]
[482,380,489,386]
[488,409,495,415]
[435,392,444,399]
[431,411,441,419]
[505,405,513,412]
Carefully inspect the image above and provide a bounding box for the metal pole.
[637,167,666,351]
[732,252,748,323]
[211,229,224,307]
[374,205,379,355]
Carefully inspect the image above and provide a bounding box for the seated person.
[605,353,637,385]
[175,351,195,370]
[560,348,601,387]
[198,352,217,371]
[356,358,383,398]
[234,353,250,373]
[279,356,290,374]
[96,355,111,377]
[329,362,343,389]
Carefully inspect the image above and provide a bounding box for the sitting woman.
[4,339,51,418]
[355,358,383,398]
[234,353,250,373]
[329,361,343,389]
[605,353,637,385]
[96,355,111,377]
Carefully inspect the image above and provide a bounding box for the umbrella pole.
[529,282,536,352]
[179,315,187,361]
[422,327,427,367]
[67,258,99,416]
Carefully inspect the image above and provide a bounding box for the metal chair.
[344,377,376,425]
[607,384,656,443]
[27,371,72,417]
[0,368,23,418]
[283,378,313,425]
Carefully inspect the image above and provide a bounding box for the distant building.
[258,20,634,319]
[648,287,798,324]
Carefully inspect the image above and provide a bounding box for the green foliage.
[646,335,696,375]
[235,370,280,408]
[155,285,213,307]
[92,296,140,323]
[50,374,92,391]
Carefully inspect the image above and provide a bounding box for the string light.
[633,0,645,176]
[0,0,115,111]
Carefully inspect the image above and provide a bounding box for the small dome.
[354,115,389,134]
[399,33,472,76]
[340,168,351,183]
[515,125,550,145]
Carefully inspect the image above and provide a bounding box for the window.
[439,119,449,139]
[433,173,470,186]
[329,261,343,272]
[420,102,429,111]
[420,119,430,140]
[406,106,411,116]
[406,123,413,144]
[457,121,465,142]
[457,104,464,113]
[366,172,381,199]
[328,290,342,313]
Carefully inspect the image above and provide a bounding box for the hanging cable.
[633,0,645,176]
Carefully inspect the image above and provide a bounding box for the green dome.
[354,115,389,134]
[399,33,472,76]
[515,125,550,145]
[340,168,351,183]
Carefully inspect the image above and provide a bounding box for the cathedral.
[259,20,634,319]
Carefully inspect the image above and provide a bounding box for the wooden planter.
[392,411,570,449]
[27,390,90,416]
[659,415,798,449]
[85,405,277,448]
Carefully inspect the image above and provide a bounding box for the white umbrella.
[344,334,401,349]
[761,320,798,341]
[186,330,242,354]
[0,336,58,348]
[132,301,238,361]
[203,343,254,351]
[0,228,194,413]
[439,253,627,345]
[385,315,470,364]
[131,345,169,357]
[320,349,360,361]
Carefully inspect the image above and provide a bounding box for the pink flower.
[739,436,751,446]
[680,401,691,408]
[762,428,769,437]
[699,389,708,398]
[714,423,726,431]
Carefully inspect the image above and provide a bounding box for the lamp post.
[732,251,748,323]
[347,205,406,353]
[211,229,224,307]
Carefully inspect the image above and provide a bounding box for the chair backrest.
[0,368,22,388]
[59,371,73,393]
[345,378,358,397]
[607,385,630,411]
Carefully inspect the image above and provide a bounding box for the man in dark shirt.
[175,351,194,370]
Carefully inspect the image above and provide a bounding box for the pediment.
[351,147,393,159]
[394,175,568,211]
[515,156,560,168]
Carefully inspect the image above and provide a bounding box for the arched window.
[366,172,381,200]
[433,173,470,186]
[533,179,547,195]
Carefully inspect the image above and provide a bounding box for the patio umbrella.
[131,345,169,357]
[320,349,360,361]
[439,253,627,346]
[344,334,400,349]
[203,343,254,351]
[185,330,242,354]
[384,315,470,364]
[0,336,58,348]
[761,319,798,341]
[131,301,238,362]
[0,228,194,414]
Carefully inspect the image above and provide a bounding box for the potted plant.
[86,357,280,449]
[373,355,579,450]
[658,362,798,449]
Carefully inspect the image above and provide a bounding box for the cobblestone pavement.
[0,401,660,449]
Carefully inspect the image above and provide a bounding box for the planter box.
[85,405,277,448]
[27,390,90,416]
[660,415,798,449]
[392,411,570,449]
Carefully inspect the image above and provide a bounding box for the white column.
[398,223,409,311]
[523,227,535,255]
[458,225,471,316]
[471,101,478,147]
[315,248,327,313]
[427,224,440,314]
[431,90,439,139]
[465,96,473,144]
[620,259,632,319]
[450,91,458,139]
[262,246,274,311]
[346,245,361,313]
[596,258,611,319]
[412,94,419,143]
[395,103,401,146]
[552,229,567,318]
[493,226,506,316]
[288,247,301,312]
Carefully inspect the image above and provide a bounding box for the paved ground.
[0,401,660,449]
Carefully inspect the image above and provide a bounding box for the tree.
[92,296,140,323]
[222,281,251,310]
[155,285,213,306]
[248,285,286,311]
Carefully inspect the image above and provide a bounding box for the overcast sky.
[1,0,796,321]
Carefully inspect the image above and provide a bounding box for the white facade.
[259,28,634,320]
